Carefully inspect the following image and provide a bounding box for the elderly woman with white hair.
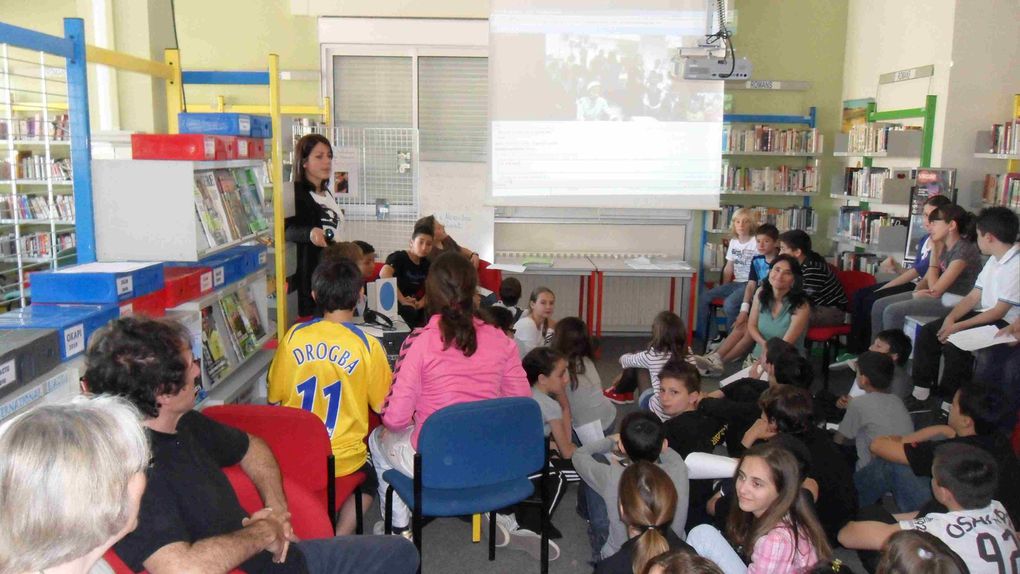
[0,395,149,574]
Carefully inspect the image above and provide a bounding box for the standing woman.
[515,287,558,357]
[286,134,345,317]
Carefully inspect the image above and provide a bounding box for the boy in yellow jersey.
[269,258,392,535]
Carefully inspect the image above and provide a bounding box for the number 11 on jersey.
[296,375,343,437]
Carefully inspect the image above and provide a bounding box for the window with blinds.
[332,54,489,163]
[418,56,488,163]
[332,56,413,128]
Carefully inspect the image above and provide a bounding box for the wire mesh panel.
[330,127,419,260]
[0,44,76,310]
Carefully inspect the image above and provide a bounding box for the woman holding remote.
[285,133,345,317]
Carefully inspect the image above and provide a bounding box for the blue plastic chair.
[383,397,550,573]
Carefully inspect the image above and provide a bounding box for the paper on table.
[626,260,660,270]
[487,263,527,273]
[573,419,605,446]
[947,325,1018,351]
[477,286,493,297]
[685,452,739,480]
[718,366,769,388]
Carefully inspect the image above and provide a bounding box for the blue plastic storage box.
[178,112,253,137]
[225,244,268,276]
[0,304,120,361]
[167,250,247,290]
[30,262,165,304]
[250,115,272,139]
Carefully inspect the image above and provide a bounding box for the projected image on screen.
[490,3,723,210]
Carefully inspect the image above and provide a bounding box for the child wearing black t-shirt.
[380,224,433,327]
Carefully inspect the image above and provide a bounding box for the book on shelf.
[841,167,911,199]
[836,207,908,244]
[193,171,231,247]
[846,123,920,154]
[219,291,257,359]
[0,230,75,258]
[721,164,817,193]
[722,125,822,154]
[200,304,230,385]
[213,169,251,240]
[983,173,1020,208]
[709,205,816,232]
[236,286,266,341]
[231,167,269,233]
[0,114,70,141]
[988,116,1020,155]
[838,250,882,274]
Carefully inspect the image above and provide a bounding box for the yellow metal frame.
[84,45,330,340]
[1009,94,1020,174]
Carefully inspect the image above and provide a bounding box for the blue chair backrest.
[416,397,545,490]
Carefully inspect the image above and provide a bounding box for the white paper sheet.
[573,419,605,446]
[947,325,1018,351]
[718,366,769,388]
[487,263,527,273]
[685,452,739,480]
[57,261,155,273]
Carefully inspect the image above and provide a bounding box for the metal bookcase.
[831,94,938,258]
[0,19,94,310]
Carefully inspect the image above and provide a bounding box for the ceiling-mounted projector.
[681,56,752,80]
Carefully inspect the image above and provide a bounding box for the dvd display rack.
[700,106,820,286]
[974,94,1020,212]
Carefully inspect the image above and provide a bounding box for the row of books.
[722,126,823,154]
[0,194,74,221]
[982,173,1020,209]
[0,155,72,181]
[0,114,71,141]
[193,167,269,248]
[846,123,920,154]
[835,207,908,244]
[988,119,1020,155]
[837,251,884,274]
[200,283,267,386]
[721,164,817,193]
[0,230,75,258]
[841,167,910,199]
[709,205,817,232]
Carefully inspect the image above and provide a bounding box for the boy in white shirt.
[910,207,1020,412]
[839,442,1017,574]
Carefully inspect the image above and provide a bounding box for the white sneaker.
[506,527,560,561]
[372,520,413,541]
[695,353,724,376]
[484,513,512,547]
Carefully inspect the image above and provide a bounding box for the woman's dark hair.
[923,194,953,209]
[293,133,332,192]
[758,254,810,312]
[649,311,687,358]
[759,385,815,435]
[876,530,968,574]
[83,317,194,418]
[928,204,976,242]
[425,252,478,356]
[765,337,812,388]
[522,347,564,387]
[550,317,594,391]
[726,442,833,564]
[311,258,362,313]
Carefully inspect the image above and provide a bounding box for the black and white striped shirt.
[800,258,847,308]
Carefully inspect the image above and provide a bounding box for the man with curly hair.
[83,316,418,574]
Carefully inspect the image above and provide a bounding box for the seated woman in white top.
[515,286,557,357]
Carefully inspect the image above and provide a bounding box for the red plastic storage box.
[163,266,215,309]
[237,137,265,159]
[118,288,167,318]
[131,134,234,161]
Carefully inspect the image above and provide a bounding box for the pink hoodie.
[382,315,531,448]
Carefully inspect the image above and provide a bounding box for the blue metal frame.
[0,19,94,264]
[181,70,270,86]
